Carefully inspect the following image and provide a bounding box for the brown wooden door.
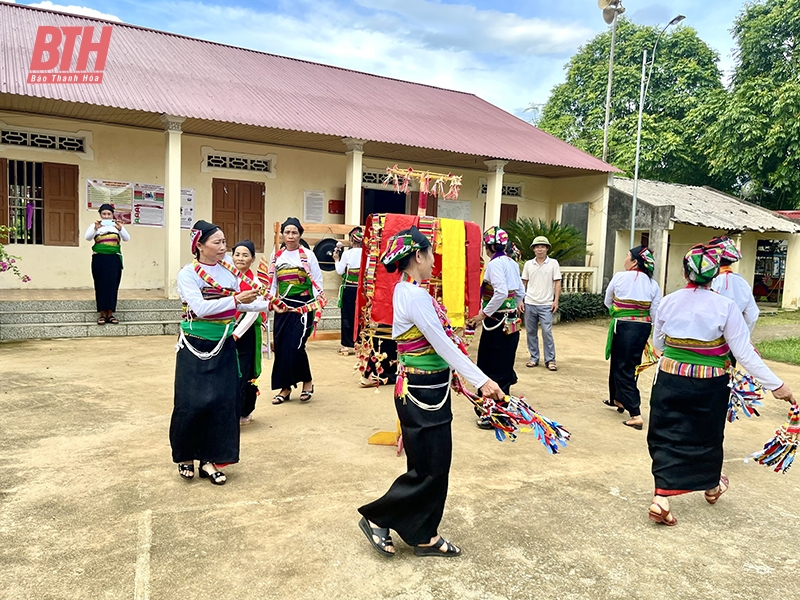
[409,192,438,217]
[43,162,79,246]
[212,178,265,253]
[500,203,518,227]
[0,158,7,229]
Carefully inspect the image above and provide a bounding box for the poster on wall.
[437,199,471,222]
[303,190,324,224]
[133,183,165,227]
[86,179,133,224]
[180,189,195,229]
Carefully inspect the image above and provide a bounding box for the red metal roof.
[776,210,800,220]
[0,3,616,174]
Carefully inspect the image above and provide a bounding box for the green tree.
[503,218,590,263]
[538,18,728,188]
[694,0,800,209]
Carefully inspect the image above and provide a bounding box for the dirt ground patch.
[1,322,799,600]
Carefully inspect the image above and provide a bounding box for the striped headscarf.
[483,226,509,247]
[683,244,721,285]
[381,231,423,266]
[630,245,655,276]
[709,236,742,263]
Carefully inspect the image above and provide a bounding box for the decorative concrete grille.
[362,171,383,185]
[205,154,271,173]
[479,183,522,197]
[1,129,85,153]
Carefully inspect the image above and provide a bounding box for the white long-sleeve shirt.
[335,247,362,276]
[177,261,270,318]
[653,287,782,390]
[393,281,488,390]
[604,270,662,320]
[482,255,525,317]
[84,223,130,242]
[711,271,759,332]
[267,248,324,298]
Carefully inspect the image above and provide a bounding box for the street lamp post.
[599,0,626,163]
[629,15,686,249]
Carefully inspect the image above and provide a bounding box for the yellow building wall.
[1,113,608,292]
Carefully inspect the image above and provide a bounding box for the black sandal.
[178,462,194,480]
[602,399,625,413]
[358,517,395,557]
[299,385,314,403]
[107,316,119,324]
[414,536,461,557]
[272,393,290,405]
[198,462,226,485]
[96,316,106,325]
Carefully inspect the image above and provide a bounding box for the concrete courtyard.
[1,320,798,600]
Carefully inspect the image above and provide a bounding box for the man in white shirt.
[521,236,562,371]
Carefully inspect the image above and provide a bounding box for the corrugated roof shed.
[611,178,800,233]
[0,3,617,175]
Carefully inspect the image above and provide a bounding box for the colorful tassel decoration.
[748,402,800,474]
[727,370,764,423]
[635,340,660,377]
[451,374,570,451]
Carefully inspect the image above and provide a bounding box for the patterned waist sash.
[658,357,728,379]
[481,282,516,311]
[92,232,122,256]
[277,267,313,297]
[605,298,652,359]
[662,336,730,369]
[343,267,360,286]
[182,287,238,324]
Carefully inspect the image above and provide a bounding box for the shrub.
[557,293,607,322]
[503,218,591,263]
[0,225,31,282]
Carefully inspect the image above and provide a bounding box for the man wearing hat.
[521,236,562,371]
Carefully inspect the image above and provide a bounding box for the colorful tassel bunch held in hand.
[635,340,660,377]
[748,402,800,474]
[450,374,571,451]
[727,371,764,423]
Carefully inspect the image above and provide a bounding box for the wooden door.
[212,178,265,253]
[43,162,79,246]
[238,181,265,252]
[409,192,437,217]
[500,203,518,227]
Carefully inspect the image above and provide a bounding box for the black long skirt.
[608,321,652,417]
[235,323,259,418]
[340,285,358,348]
[647,371,730,495]
[364,337,398,385]
[169,336,240,464]
[359,369,452,546]
[271,296,314,391]
[477,315,519,395]
[91,253,122,312]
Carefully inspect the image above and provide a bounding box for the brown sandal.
[648,503,677,526]
[546,361,558,371]
[704,475,729,505]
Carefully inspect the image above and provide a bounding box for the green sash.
[663,346,727,368]
[399,352,449,372]
[180,320,234,341]
[253,315,263,378]
[92,242,123,268]
[605,307,650,360]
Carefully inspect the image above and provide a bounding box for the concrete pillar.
[650,226,670,292]
[782,233,800,309]
[738,233,758,289]
[343,138,366,226]
[160,114,185,299]
[585,181,610,293]
[484,160,507,229]
[731,233,743,273]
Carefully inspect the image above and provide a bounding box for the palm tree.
[503,218,591,263]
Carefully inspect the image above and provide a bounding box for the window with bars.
[1,159,79,247]
[7,161,44,245]
[1,129,86,153]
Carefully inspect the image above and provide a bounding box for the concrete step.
[0,320,181,341]
[0,298,184,311]
[0,307,183,324]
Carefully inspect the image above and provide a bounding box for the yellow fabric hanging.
[439,218,466,327]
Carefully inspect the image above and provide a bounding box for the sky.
[10,0,747,119]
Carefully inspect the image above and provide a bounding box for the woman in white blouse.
[334,226,363,356]
[603,245,662,429]
[646,244,794,526]
[358,226,504,558]
[84,203,130,324]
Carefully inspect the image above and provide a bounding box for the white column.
[782,233,800,310]
[161,114,185,299]
[731,233,743,273]
[343,138,366,226]
[484,160,507,229]
[650,226,670,292]
[586,180,610,293]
